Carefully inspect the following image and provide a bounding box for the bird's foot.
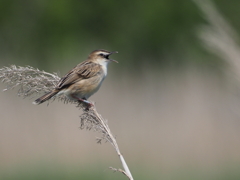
[77,99,94,110]
[72,95,94,111]
[83,100,94,111]
[85,103,94,111]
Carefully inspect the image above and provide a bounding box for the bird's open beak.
[109,51,118,63]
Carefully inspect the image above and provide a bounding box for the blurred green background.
[1,0,240,179]
[1,0,237,71]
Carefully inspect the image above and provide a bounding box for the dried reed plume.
[0,65,134,180]
[193,0,240,79]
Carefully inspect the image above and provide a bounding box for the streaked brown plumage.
[33,49,118,107]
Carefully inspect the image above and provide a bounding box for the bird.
[33,49,118,108]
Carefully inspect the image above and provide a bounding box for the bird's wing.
[56,61,101,89]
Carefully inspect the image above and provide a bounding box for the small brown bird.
[33,49,118,107]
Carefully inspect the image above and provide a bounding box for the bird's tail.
[33,90,59,105]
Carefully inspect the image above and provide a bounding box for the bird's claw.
[84,102,94,111]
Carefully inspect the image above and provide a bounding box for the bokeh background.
[1,0,240,179]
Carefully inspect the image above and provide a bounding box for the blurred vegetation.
[1,164,240,180]
[0,0,239,72]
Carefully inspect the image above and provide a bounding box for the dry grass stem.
[0,65,134,180]
[80,106,134,180]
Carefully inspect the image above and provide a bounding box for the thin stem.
[90,106,134,180]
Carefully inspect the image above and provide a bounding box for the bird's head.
[88,49,118,64]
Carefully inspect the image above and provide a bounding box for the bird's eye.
[99,53,109,59]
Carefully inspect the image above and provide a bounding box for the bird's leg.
[81,97,94,107]
[71,95,94,109]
